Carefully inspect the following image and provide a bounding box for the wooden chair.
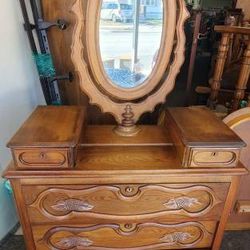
[208,26,250,111]
[224,107,250,230]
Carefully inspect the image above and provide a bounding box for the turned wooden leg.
[232,40,250,111]
[208,33,230,109]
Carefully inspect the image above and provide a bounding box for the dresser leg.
[212,177,241,250]
[11,180,36,250]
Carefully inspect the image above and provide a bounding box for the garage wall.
[0,0,45,240]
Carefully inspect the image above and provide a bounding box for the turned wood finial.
[113,105,141,137]
[121,105,135,127]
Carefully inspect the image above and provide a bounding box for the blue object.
[33,53,56,78]
[4,180,13,195]
[105,68,145,88]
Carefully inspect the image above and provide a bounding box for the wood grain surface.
[33,221,216,250]
[7,106,85,147]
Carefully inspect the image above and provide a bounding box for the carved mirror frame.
[71,0,189,136]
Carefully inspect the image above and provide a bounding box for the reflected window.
[99,0,163,89]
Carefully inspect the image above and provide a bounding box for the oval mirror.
[99,0,163,89]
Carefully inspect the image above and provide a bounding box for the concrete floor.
[0,231,250,250]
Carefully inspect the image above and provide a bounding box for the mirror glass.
[99,0,163,89]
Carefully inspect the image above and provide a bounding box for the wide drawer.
[12,148,74,169]
[32,221,217,250]
[23,183,229,223]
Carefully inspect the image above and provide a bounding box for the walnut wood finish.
[23,183,228,224]
[165,107,245,168]
[33,221,216,250]
[212,177,241,250]
[7,106,84,148]
[4,157,247,250]
[7,106,85,169]
[41,0,116,124]
[12,148,73,169]
[80,125,172,147]
[71,0,189,126]
[10,180,36,250]
[41,0,83,106]
[3,107,248,250]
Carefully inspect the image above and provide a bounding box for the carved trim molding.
[160,232,193,245]
[30,184,222,220]
[56,236,93,248]
[41,222,214,249]
[18,151,67,166]
[164,196,201,210]
[52,198,94,212]
[71,0,189,124]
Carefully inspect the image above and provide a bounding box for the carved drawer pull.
[52,198,94,212]
[56,236,93,248]
[161,232,193,245]
[164,197,201,210]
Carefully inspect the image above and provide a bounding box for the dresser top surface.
[80,125,172,146]
[7,106,85,148]
[166,107,246,147]
[76,145,178,171]
[3,114,248,178]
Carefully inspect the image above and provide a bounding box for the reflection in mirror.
[99,0,163,89]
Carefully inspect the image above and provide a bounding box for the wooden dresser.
[3,106,248,250]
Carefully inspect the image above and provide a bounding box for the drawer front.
[33,221,217,249]
[13,148,73,169]
[23,183,229,223]
[187,148,240,168]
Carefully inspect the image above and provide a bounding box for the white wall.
[0,0,45,240]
